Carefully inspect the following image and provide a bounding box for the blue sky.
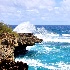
[0,0,70,25]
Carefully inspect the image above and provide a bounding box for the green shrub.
[0,22,19,37]
[0,22,12,33]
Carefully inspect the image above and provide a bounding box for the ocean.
[11,24,70,70]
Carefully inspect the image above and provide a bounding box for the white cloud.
[61,0,70,12]
[55,0,70,21]
[0,0,70,25]
[0,0,55,15]
[41,17,46,20]
[13,0,56,10]
[61,0,70,6]
[26,9,39,13]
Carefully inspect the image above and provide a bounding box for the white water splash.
[13,22,70,43]
[13,21,36,33]
[62,34,70,37]
[15,58,70,70]
[44,47,53,52]
[35,27,70,43]
[26,45,35,50]
[54,61,70,70]
[15,58,57,69]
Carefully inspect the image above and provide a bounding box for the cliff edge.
[0,32,42,70]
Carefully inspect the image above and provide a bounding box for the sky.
[0,0,70,25]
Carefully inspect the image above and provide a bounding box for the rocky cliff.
[0,32,42,70]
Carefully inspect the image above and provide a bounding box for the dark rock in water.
[0,59,28,70]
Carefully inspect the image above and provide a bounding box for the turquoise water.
[15,42,70,70]
[12,24,70,70]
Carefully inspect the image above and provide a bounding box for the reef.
[0,32,42,70]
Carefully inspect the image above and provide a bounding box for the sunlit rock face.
[0,33,17,61]
[0,32,42,61]
[18,33,43,46]
[0,33,28,70]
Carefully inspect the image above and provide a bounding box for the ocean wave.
[15,58,70,70]
[13,21,36,33]
[13,22,70,43]
[26,45,35,50]
[54,61,70,70]
[15,58,56,69]
[62,34,70,37]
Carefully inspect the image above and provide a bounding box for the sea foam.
[15,58,70,70]
[13,21,36,33]
[13,22,70,43]
[14,22,70,70]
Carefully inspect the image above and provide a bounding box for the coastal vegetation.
[0,22,43,70]
[0,22,12,33]
[0,22,19,37]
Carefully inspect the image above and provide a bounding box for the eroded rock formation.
[0,33,17,61]
[14,33,42,57]
[0,32,42,69]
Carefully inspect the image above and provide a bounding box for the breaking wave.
[15,58,70,70]
[14,22,70,70]
[13,22,70,43]
[13,21,36,33]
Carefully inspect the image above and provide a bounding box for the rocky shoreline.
[0,32,42,70]
[0,59,28,70]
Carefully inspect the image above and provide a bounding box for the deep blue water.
[11,25,70,34]
[11,25,70,70]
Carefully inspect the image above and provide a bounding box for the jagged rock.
[18,33,43,46]
[0,32,42,69]
[0,59,28,70]
[0,33,42,60]
[0,45,14,61]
